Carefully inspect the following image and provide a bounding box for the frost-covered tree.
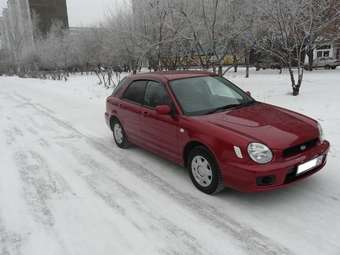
[3,0,340,96]
[254,0,340,95]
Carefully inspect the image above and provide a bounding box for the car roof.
[129,71,216,82]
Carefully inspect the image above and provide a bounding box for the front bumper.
[221,140,330,192]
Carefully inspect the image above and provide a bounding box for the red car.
[105,71,330,194]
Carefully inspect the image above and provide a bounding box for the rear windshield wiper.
[207,101,256,115]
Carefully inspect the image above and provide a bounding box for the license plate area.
[297,155,324,175]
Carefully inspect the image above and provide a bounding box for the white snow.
[0,69,339,255]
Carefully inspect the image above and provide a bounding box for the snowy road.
[0,72,339,255]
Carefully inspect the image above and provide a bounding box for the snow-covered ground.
[0,69,339,255]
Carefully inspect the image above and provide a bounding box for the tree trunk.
[292,86,300,96]
[218,65,223,77]
[212,64,216,74]
[307,49,314,71]
[289,66,304,96]
[233,55,238,72]
[288,67,298,96]
[245,50,250,78]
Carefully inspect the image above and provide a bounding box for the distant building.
[0,8,11,51]
[29,0,69,36]
[305,10,340,67]
[0,0,69,53]
[314,41,340,60]
[0,17,5,49]
[305,40,340,69]
[131,0,175,29]
[131,0,147,31]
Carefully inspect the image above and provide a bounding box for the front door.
[140,80,180,162]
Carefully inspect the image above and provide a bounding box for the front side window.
[122,80,147,104]
[144,81,172,108]
[170,76,254,116]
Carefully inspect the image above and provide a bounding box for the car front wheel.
[112,119,130,149]
[188,146,224,194]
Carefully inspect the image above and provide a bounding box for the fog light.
[256,175,276,186]
[316,155,325,165]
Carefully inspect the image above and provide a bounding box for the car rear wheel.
[112,119,130,149]
[188,146,224,194]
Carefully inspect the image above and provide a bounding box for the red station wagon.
[105,71,330,194]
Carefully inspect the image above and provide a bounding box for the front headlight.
[318,123,324,142]
[247,143,273,164]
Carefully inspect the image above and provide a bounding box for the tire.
[187,146,224,194]
[331,66,336,70]
[111,119,130,149]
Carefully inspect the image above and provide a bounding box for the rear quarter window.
[112,77,128,96]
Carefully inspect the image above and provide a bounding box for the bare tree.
[255,0,340,95]
[3,0,339,97]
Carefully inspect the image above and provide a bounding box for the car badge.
[300,145,307,151]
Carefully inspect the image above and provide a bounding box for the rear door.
[119,80,147,143]
[140,80,180,162]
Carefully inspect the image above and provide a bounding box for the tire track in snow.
[0,219,23,255]
[64,145,207,255]
[0,93,24,255]
[13,150,73,227]
[9,91,294,255]
[88,138,293,255]
[0,92,78,255]
[6,92,206,255]
[3,126,23,146]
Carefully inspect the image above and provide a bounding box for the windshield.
[170,76,255,116]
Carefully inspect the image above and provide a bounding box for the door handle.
[142,111,149,117]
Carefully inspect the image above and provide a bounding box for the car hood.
[196,102,319,149]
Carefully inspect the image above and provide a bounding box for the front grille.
[283,138,318,158]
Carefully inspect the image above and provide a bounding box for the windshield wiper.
[207,101,256,115]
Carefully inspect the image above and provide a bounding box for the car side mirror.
[155,105,172,115]
[246,91,251,96]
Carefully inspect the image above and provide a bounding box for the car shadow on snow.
[217,177,320,203]
[113,141,326,208]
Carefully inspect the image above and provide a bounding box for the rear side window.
[144,81,172,108]
[122,80,147,104]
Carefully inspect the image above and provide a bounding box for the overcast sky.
[0,0,126,27]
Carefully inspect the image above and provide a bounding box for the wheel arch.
[183,140,217,168]
[184,140,225,194]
